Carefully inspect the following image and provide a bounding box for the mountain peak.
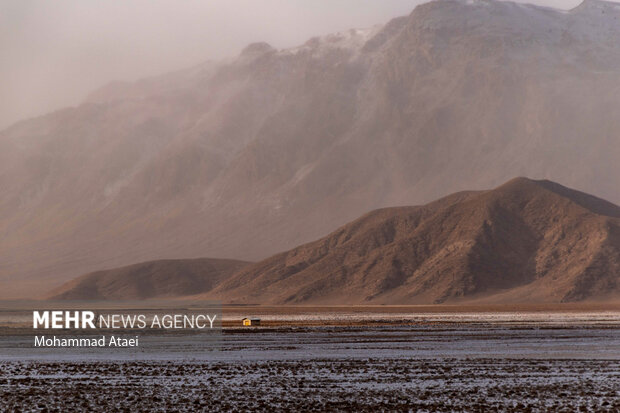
[240,42,275,57]
[571,0,620,13]
[493,178,620,218]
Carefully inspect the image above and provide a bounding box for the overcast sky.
[0,0,592,130]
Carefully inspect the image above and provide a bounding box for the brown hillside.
[209,178,620,304]
[49,258,250,300]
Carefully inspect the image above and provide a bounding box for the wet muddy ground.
[2,357,619,412]
[1,313,619,411]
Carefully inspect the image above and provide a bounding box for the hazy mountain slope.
[48,258,250,300]
[3,0,620,297]
[209,178,620,304]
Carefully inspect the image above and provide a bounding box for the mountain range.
[50,178,620,304]
[3,0,620,298]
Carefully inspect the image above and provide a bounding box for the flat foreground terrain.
[1,309,619,411]
[2,357,619,412]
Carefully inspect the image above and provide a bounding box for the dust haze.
[0,0,588,130]
[3,0,620,298]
